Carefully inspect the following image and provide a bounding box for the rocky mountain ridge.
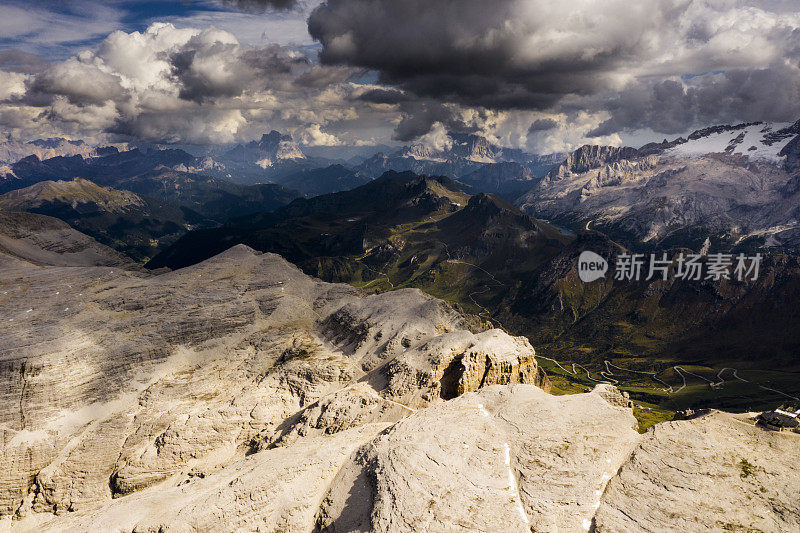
[0,179,217,262]
[519,120,800,252]
[0,136,128,166]
[356,132,564,193]
[0,211,134,268]
[0,226,797,532]
[0,168,301,261]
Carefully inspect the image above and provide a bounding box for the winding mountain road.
[369,239,799,406]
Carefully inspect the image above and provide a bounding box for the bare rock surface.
[594,411,800,532]
[0,242,547,530]
[316,384,641,533]
[20,426,387,533]
[0,235,798,532]
[0,211,133,268]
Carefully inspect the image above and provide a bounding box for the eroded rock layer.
[0,243,547,529]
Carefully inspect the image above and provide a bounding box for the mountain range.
[518,121,800,254]
[0,179,213,261]
[0,136,128,167]
[0,130,568,263]
[354,133,564,199]
[0,206,796,531]
[148,167,800,418]
[4,122,800,410]
[0,159,303,262]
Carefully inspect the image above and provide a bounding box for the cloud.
[4,1,800,150]
[166,1,320,47]
[300,124,343,145]
[528,118,558,133]
[0,50,49,74]
[355,87,411,105]
[170,38,310,103]
[309,0,800,135]
[391,102,459,142]
[111,107,248,145]
[1,22,375,145]
[308,0,679,107]
[589,64,800,136]
[525,111,622,154]
[0,71,28,101]
[415,122,452,152]
[27,57,127,106]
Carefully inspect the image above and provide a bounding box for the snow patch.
[666,122,794,164]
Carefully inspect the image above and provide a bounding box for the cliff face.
[544,145,639,182]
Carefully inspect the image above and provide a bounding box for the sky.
[0,0,799,154]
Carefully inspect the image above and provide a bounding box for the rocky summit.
[0,238,546,530]
[0,225,797,532]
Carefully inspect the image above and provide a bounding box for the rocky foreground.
[0,221,797,532]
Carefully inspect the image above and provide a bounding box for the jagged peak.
[258,130,293,145]
[547,144,638,179]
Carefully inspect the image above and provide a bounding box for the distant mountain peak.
[259,130,293,146]
[0,177,146,214]
[224,131,307,168]
[469,191,515,208]
[449,132,503,163]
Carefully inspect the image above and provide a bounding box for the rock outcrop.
[594,411,800,532]
[315,384,642,533]
[544,145,639,182]
[0,243,546,528]
[0,238,797,532]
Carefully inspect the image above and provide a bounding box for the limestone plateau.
[0,217,797,532]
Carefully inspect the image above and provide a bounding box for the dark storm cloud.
[294,65,352,88]
[308,0,800,136]
[355,88,411,105]
[392,102,458,142]
[528,118,559,133]
[308,0,674,109]
[391,101,493,142]
[589,65,800,136]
